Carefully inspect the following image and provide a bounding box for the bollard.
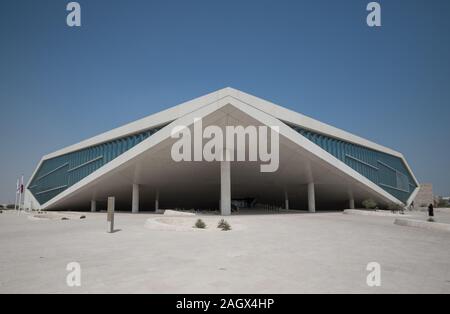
[107,197,115,233]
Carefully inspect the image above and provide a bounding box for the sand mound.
[163,210,196,216]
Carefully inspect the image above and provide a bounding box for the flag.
[20,175,24,194]
[16,178,20,194]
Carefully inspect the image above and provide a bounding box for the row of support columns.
[307,182,316,213]
[220,162,323,215]
[284,183,316,213]
[283,183,315,213]
[91,185,354,213]
[90,184,160,213]
[130,185,159,213]
[284,183,355,213]
[89,161,355,214]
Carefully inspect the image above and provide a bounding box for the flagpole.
[20,175,25,210]
[19,175,24,211]
[14,178,19,211]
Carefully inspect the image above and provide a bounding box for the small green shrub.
[217,219,231,231]
[388,203,404,212]
[194,219,206,229]
[217,219,226,228]
[427,217,435,222]
[221,222,231,231]
[6,204,15,209]
[362,199,377,209]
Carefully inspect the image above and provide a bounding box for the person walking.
[428,203,434,221]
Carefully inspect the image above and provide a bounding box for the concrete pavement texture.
[1,210,449,293]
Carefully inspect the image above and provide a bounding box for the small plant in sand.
[194,219,206,229]
[217,219,231,231]
[427,217,435,222]
[217,219,226,228]
[221,222,231,231]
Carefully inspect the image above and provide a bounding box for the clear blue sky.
[1,0,449,203]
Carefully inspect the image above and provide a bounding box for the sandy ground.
[0,209,450,294]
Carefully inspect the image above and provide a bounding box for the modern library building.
[24,88,419,214]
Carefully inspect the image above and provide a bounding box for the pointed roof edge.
[41,87,403,160]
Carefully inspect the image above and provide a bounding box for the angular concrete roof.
[42,87,404,160]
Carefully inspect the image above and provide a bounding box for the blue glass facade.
[288,124,417,203]
[29,126,165,204]
[29,119,416,206]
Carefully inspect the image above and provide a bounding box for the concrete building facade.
[24,88,419,214]
[413,183,434,207]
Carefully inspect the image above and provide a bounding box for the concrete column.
[90,200,96,212]
[349,198,355,209]
[107,196,115,233]
[308,182,316,213]
[220,160,231,216]
[132,184,139,213]
[155,189,160,212]
[284,190,289,210]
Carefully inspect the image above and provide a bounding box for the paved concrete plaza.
[0,210,449,293]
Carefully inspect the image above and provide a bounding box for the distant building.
[413,184,434,207]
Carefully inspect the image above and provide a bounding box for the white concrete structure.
[24,88,419,214]
[154,189,160,213]
[308,183,316,213]
[349,198,355,210]
[132,184,139,213]
[284,190,289,210]
[220,160,231,216]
